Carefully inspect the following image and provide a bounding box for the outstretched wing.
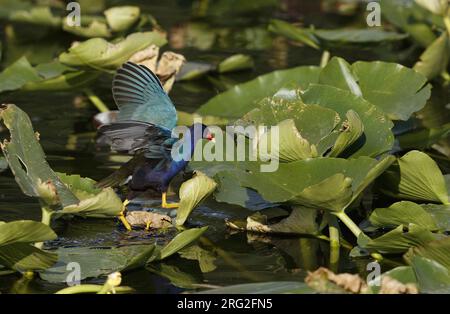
[98,121,174,158]
[112,62,177,130]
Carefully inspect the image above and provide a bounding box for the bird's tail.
[96,153,146,188]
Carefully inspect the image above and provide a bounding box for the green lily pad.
[193,156,394,213]
[352,61,431,120]
[368,201,438,231]
[268,19,407,47]
[358,224,439,254]
[415,0,448,15]
[409,256,450,293]
[104,6,140,32]
[197,66,321,119]
[0,104,122,218]
[0,220,57,272]
[217,54,254,73]
[63,20,112,38]
[201,281,314,294]
[421,203,450,231]
[414,32,450,80]
[0,57,99,93]
[59,31,167,70]
[40,227,207,282]
[404,237,450,271]
[178,245,217,273]
[152,227,208,261]
[268,19,319,49]
[320,57,431,121]
[301,84,394,157]
[0,104,78,206]
[176,173,217,226]
[9,7,61,27]
[0,56,41,93]
[379,150,449,204]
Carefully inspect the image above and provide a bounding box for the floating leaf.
[0,220,57,272]
[319,57,362,96]
[197,66,321,119]
[228,206,320,235]
[217,54,254,73]
[194,156,394,213]
[415,0,448,15]
[59,31,167,70]
[409,256,450,293]
[379,150,449,204]
[0,104,122,218]
[368,201,438,231]
[414,32,450,80]
[176,173,217,226]
[358,224,439,254]
[404,237,450,271]
[301,84,394,157]
[104,6,140,32]
[0,104,78,206]
[40,245,156,282]
[202,281,314,294]
[153,227,208,261]
[178,245,217,273]
[351,61,431,121]
[268,19,319,49]
[0,57,41,93]
[63,20,111,38]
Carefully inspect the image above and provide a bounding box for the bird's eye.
[206,133,214,141]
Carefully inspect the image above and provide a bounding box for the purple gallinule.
[97,62,213,230]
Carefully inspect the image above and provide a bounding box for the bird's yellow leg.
[161,192,179,209]
[145,221,152,231]
[118,199,132,231]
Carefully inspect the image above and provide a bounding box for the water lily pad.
[358,224,439,254]
[197,66,321,119]
[176,173,217,226]
[104,6,140,32]
[59,31,167,70]
[0,220,57,272]
[0,104,122,218]
[301,84,394,157]
[409,256,450,293]
[178,245,217,273]
[352,61,431,120]
[379,150,449,204]
[414,32,450,80]
[194,156,394,213]
[320,57,431,120]
[217,54,254,73]
[0,104,78,206]
[368,201,438,231]
[202,281,314,294]
[404,237,450,271]
[63,20,111,38]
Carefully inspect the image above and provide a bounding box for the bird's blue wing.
[112,62,177,130]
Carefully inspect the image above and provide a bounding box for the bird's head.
[190,123,215,142]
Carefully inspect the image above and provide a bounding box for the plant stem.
[334,211,364,239]
[327,214,340,248]
[36,206,53,249]
[84,88,109,113]
[320,50,331,68]
[55,284,133,294]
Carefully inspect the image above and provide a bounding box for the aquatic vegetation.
[0,0,449,295]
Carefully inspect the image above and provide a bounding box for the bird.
[96,61,213,230]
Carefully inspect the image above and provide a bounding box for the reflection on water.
[0,0,448,293]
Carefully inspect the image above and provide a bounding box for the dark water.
[0,0,446,293]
